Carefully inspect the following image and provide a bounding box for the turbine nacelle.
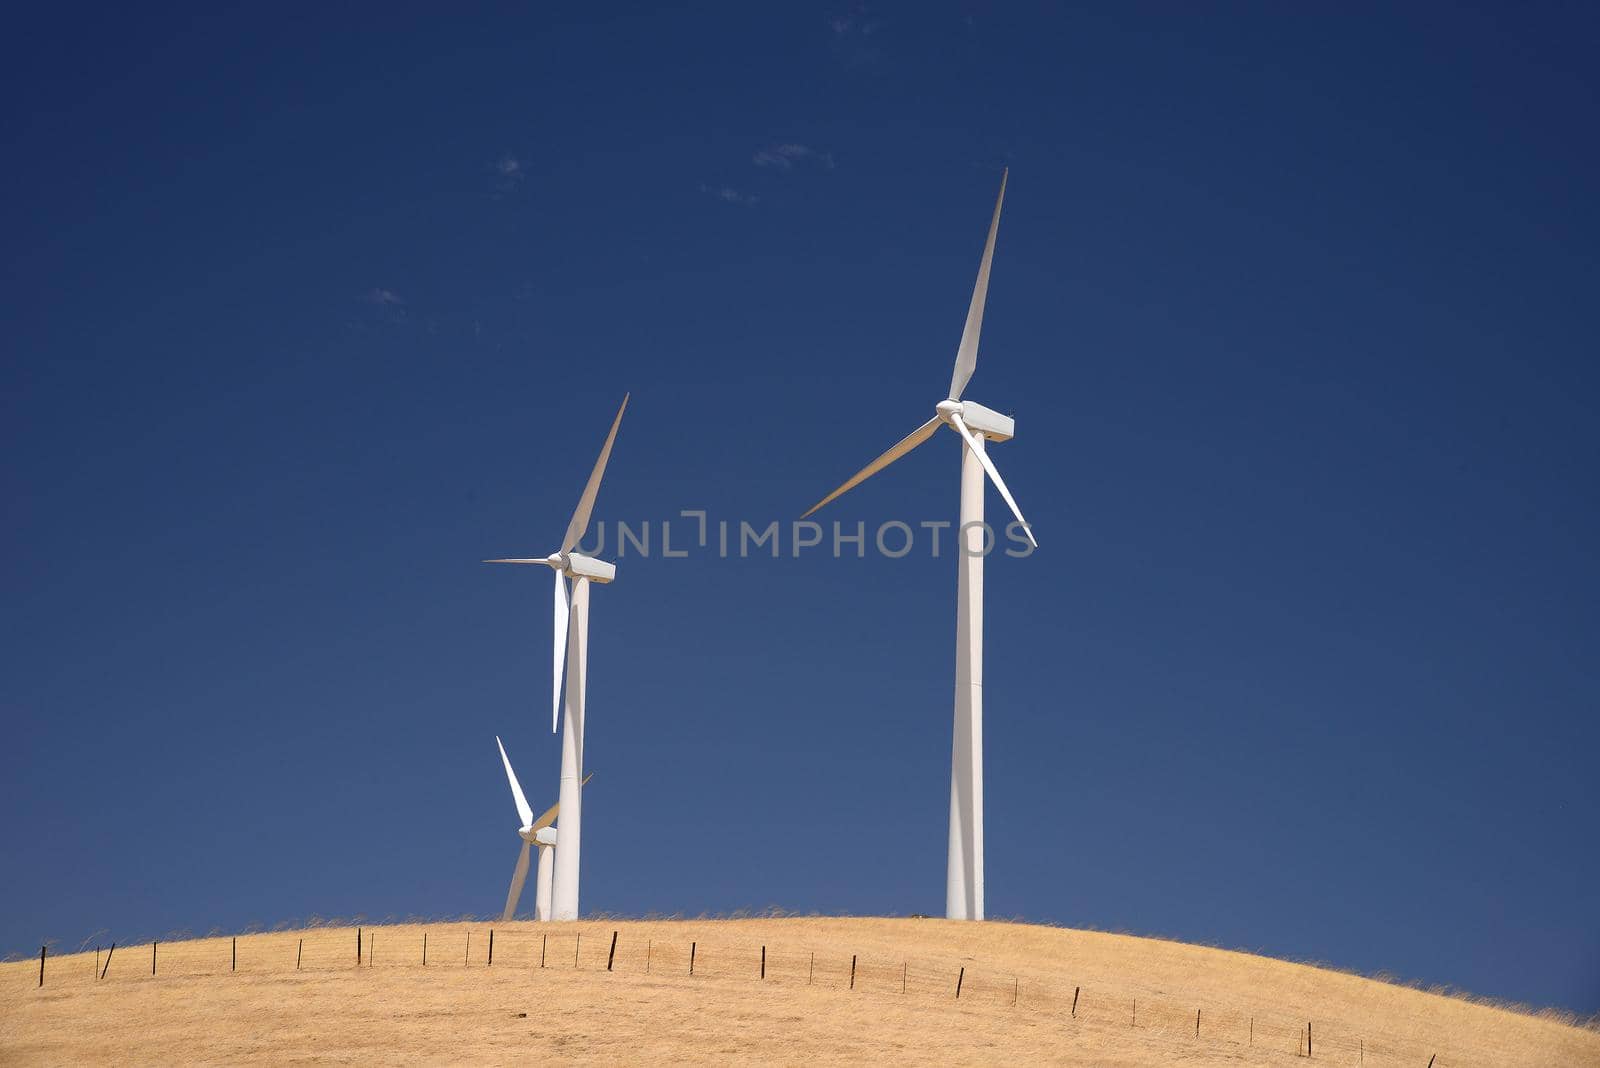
[935,399,1014,442]
[520,825,558,846]
[563,552,616,584]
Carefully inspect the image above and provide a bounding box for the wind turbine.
[494,736,591,922]
[802,170,1032,921]
[487,394,628,920]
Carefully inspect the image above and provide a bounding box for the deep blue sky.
[3,4,1596,1013]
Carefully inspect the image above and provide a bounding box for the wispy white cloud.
[490,154,526,194]
[828,7,882,65]
[699,183,759,206]
[347,287,409,331]
[753,143,835,170]
[829,13,879,36]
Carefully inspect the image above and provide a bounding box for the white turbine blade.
[950,412,1037,549]
[483,558,548,564]
[561,394,630,555]
[948,169,1007,402]
[551,569,569,734]
[801,416,943,519]
[531,757,595,831]
[503,840,532,922]
[495,736,535,828]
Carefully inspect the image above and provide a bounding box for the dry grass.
[2,917,1596,1066]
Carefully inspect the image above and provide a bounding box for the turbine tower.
[802,171,1032,921]
[487,394,628,920]
[494,736,590,921]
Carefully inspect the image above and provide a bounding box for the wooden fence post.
[297,938,303,970]
[608,931,618,972]
[808,952,813,985]
[1012,977,1019,1006]
[357,927,361,966]
[850,955,856,990]
[1071,986,1080,1017]
[902,961,907,993]
[422,933,427,966]
[1196,1009,1200,1037]
[369,931,373,967]
[690,941,696,976]
[1131,998,1136,1027]
[152,941,157,976]
[38,945,45,987]
[465,931,470,965]
[541,933,547,968]
[232,937,236,973]
[101,942,115,980]
[1308,1021,1312,1058]
[488,929,494,966]
[760,945,765,979]
[575,933,581,968]
[955,966,964,999]
[646,939,651,973]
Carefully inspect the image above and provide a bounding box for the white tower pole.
[947,436,986,921]
[550,577,590,920]
[534,844,555,921]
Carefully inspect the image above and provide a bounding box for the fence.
[20,924,1507,1067]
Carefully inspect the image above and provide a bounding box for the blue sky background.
[3,3,1596,1012]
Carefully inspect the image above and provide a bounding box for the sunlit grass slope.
[3,917,1595,1065]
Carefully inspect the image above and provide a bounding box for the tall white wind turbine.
[802,171,1032,921]
[487,394,628,920]
[494,736,591,922]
